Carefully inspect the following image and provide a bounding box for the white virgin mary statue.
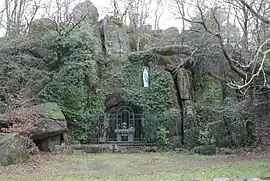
[143,67,149,87]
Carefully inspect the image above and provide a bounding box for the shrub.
[156,126,169,149]
[2,91,39,138]
[192,144,216,155]
[122,61,179,143]
[200,86,221,106]
[198,128,216,146]
[184,127,200,148]
[38,24,105,143]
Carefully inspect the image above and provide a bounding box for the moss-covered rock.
[32,102,65,121]
[183,100,197,129]
[31,103,67,146]
[0,133,29,166]
[28,18,54,35]
[136,27,181,51]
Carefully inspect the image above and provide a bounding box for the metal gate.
[94,106,148,143]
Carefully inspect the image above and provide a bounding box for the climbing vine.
[38,24,106,143]
[121,53,180,141]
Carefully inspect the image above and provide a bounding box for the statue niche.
[105,104,144,143]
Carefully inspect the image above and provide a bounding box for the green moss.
[109,16,123,26]
[162,55,174,70]
[162,56,173,65]
[137,33,157,51]
[202,75,215,88]
[33,103,66,121]
[110,57,128,65]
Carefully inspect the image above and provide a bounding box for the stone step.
[72,144,157,154]
[105,141,155,147]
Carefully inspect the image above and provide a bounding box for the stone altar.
[115,122,135,142]
[115,128,135,142]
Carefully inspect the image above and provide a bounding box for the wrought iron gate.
[94,106,148,143]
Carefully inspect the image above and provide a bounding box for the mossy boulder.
[32,103,67,140]
[0,133,29,166]
[31,103,67,151]
[137,27,181,51]
[32,102,65,121]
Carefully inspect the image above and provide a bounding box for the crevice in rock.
[172,73,185,144]
[99,19,107,56]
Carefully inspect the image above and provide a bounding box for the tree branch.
[236,0,270,24]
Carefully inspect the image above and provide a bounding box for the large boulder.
[31,103,67,152]
[100,16,129,58]
[163,27,179,41]
[0,133,29,166]
[72,0,99,26]
[28,18,54,34]
[137,27,181,51]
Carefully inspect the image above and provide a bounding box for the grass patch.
[1,153,269,181]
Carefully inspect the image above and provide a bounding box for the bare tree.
[0,7,6,29]
[3,0,41,37]
[171,0,270,100]
[235,0,270,24]
[154,0,163,30]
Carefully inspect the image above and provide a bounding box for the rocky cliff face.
[100,16,129,58]
[0,0,253,148]
[0,0,201,145]
[72,0,99,26]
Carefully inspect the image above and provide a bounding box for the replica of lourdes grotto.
[0,0,270,180]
